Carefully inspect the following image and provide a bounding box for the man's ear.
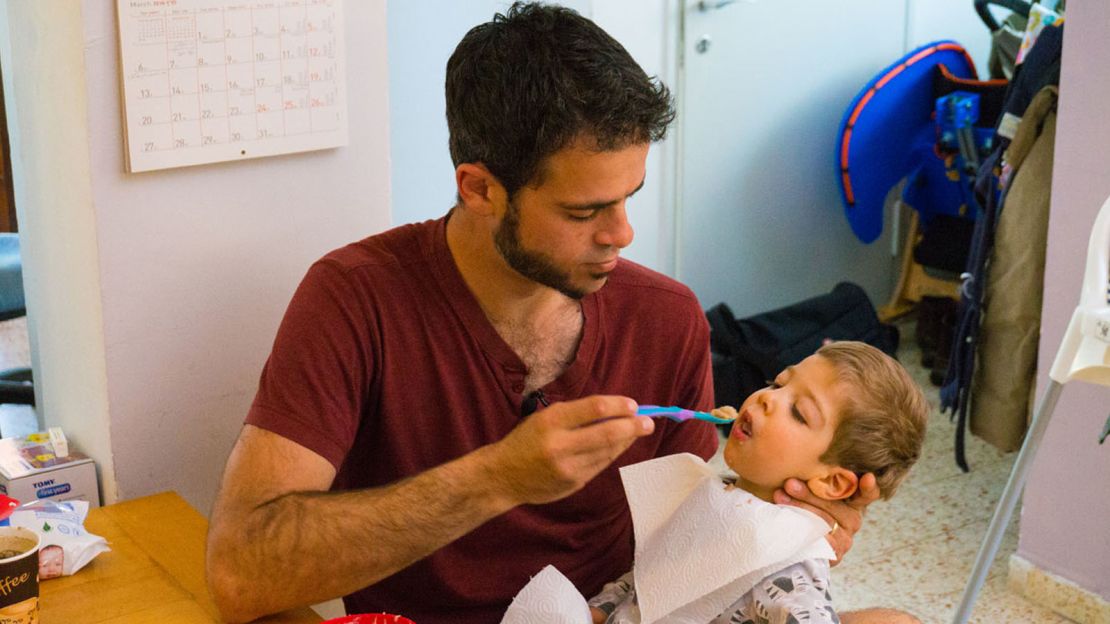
[805,468,859,501]
[456,163,506,217]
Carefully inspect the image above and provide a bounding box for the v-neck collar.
[427,215,601,401]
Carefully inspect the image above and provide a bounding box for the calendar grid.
[117,0,348,173]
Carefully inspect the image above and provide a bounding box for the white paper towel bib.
[501,564,593,624]
[501,453,835,624]
[622,453,834,623]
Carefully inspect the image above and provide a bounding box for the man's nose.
[595,204,634,249]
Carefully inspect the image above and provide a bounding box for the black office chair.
[0,233,33,406]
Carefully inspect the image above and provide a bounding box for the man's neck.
[446,210,584,391]
[445,207,579,327]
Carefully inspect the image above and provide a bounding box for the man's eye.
[567,210,598,221]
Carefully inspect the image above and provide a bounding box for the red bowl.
[322,615,416,624]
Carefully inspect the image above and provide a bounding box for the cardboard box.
[0,431,99,508]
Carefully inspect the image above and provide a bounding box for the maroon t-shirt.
[246,215,717,623]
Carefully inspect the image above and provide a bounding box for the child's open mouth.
[732,411,754,441]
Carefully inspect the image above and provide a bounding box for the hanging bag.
[707,282,899,408]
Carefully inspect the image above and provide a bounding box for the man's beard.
[494,200,592,300]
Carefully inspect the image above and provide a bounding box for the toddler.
[589,341,929,624]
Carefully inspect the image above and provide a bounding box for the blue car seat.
[836,40,1004,249]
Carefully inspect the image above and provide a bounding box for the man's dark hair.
[445,2,675,198]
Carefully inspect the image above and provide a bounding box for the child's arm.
[587,569,635,624]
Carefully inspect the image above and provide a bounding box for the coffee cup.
[0,527,39,624]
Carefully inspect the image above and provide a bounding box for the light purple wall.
[1020,2,1110,599]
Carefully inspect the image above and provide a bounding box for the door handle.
[697,0,738,11]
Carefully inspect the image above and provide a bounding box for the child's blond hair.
[816,341,928,499]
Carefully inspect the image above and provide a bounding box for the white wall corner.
[0,0,117,502]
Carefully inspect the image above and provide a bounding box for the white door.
[677,0,907,317]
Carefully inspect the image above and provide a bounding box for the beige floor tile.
[912,412,1012,484]
[831,515,1018,616]
[894,566,1074,624]
[831,569,892,614]
[847,454,1013,563]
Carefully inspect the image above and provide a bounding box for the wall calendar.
[117,0,348,173]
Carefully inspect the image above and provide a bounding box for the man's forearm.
[207,444,515,622]
[209,396,652,622]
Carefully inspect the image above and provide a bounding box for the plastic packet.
[8,500,109,579]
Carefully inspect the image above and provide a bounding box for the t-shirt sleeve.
[246,260,377,470]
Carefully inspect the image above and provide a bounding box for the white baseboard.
[1008,554,1110,624]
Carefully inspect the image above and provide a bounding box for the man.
[206,4,877,623]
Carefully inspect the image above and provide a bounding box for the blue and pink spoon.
[636,405,735,425]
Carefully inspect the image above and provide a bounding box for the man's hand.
[773,472,880,564]
[485,395,654,507]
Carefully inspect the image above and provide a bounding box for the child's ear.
[806,468,859,501]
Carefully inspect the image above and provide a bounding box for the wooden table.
[38,491,322,624]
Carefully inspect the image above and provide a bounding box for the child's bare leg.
[841,608,922,624]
